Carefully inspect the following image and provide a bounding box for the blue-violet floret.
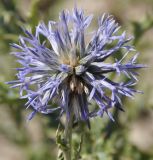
[7,8,144,124]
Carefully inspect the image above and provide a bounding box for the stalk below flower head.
[7,7,144,126]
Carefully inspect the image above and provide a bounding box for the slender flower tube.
[7,7,144,126]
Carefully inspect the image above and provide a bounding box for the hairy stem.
[63,113,73,160]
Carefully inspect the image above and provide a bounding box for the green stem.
[63,113,73,160]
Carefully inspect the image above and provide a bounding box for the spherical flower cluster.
[7,8,144,125]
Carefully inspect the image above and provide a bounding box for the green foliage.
[132,14,153,45]
[0,0,153,160]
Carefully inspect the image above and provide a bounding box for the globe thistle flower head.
[7,7,144,124]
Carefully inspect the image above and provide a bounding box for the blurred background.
[0,0,153,159]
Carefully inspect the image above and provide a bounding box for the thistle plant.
[7,7,144,160]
